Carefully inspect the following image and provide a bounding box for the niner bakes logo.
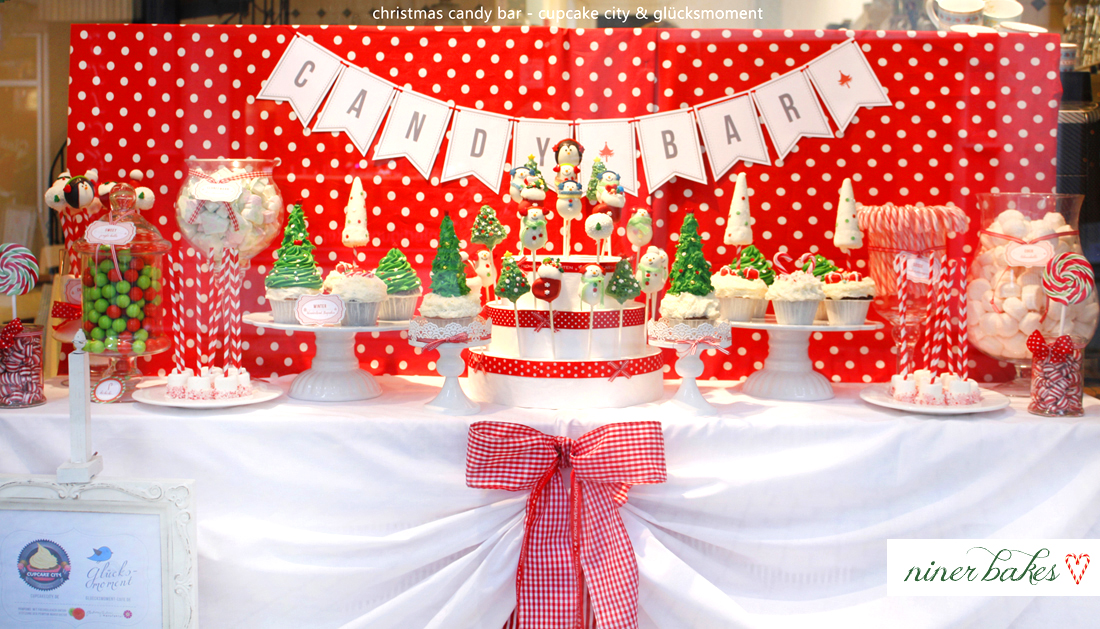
[17,540,71,591]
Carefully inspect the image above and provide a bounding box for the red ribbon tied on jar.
[1026,330,1077,362]
[0,319,23,351]
[466,421,666,629]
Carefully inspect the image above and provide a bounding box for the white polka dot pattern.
[66,25,1059,383]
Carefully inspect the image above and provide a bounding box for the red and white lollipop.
[0,244,38,321]
[1043,252,1095,335]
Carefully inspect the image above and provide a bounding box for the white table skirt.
[2,377,1099,629]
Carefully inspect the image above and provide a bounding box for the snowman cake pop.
[579,264,605,358]
[556,179,584,254]
[627,209,653,258]
[518,207,549,283]
[637,245,669,321]
[472,249,496,302]
[585,212,614,261]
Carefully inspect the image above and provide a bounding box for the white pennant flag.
[752,70,833,161]
[575,119,638,196]
[257,35,346,128]
[695,94,771,181]
[441,108,514,191]
[373,90,453,180]
[805,40,891,132]
[636,109,707,189]
[512,118,572,173]
[312,65,396,155]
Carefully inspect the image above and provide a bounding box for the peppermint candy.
[0,244,38,297]
[1042,252,1094,306]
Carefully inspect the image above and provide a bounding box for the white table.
[1,377,1099,628]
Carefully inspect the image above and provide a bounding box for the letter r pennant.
[752,69,833,160]
[257,34,346,128]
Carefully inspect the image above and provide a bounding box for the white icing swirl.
[765,271,826,301]
[823,277,876,300]
[323,270,387,303]
[658,291,719,319]
[418,291,482,318]
[711,273,767,299]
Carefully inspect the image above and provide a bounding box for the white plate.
[859,383,1011,415]
[726,316,883,333]
[133,381,283,409]
[243,311,409,333]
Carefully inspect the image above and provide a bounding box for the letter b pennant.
[752,69,833,160]
[441,108,514,192]
[636,110,707,189]
[258,34,346,128]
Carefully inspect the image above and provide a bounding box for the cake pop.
[580,264,605,358]
[556,179,584,255]
[637,246,669,321]
[627,209,653,259]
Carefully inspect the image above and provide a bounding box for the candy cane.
[894,253,911,377]
[227,249,243,368]
[167,251,185,373]
[953,258,968,379]
[193,248,205,366]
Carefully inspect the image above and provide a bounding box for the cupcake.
[712,266,767,322]
[376,248,422,321]
[417,215,481,326]
[800,254,840,321]
[765,270,825,325]
[822,271,876,325]
[324,264,388,326]
[265,203,323,323]
[738,245,775,318]
[658,214,719,327]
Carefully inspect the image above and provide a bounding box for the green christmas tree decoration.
[429,215,471,298]
[265,203,323,290]
[668,213,715,297]
[734,245,775,285]
[524,154,542,178]
[800,254,839,279]
[605,258,642,304]
[470,205,507,251]
[495,253,530,302]
[585,158,607,204]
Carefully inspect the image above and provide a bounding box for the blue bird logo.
[88,547,112,562]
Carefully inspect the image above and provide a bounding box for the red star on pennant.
[838,71,853,88]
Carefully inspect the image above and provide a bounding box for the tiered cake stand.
[243,312,408,402]
[648,319,733,416]
[730,317,883,401]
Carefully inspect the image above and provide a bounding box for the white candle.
[69,329,91,464]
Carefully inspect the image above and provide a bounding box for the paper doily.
[647,319,732,343]
[408,316,492,343]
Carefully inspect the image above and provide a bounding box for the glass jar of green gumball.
[73,183,171,391]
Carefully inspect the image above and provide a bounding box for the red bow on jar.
[1026,330,1078,362]
[466,421,666,629]
[0,319,23,351]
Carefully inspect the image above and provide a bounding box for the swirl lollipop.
[1043,252,1095,335]
[0,244,38,321]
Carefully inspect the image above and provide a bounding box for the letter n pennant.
[257,34,346,129]
[374,90,453,180]
[440,107,514,192]
[751,69,833,161]
[312,65,396,156]
[805,39,891,132]
[635,109,707,190]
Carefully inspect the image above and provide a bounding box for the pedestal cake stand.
[243,312,408,402]
[730,317,884,401]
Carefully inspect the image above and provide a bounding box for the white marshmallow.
[968,278,991,301]
[1019,312,1043,336]
[995,282,1021,299]
[1002,297,1027,321]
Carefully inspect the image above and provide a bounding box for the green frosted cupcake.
[265,204,323,323]
[376,248,422,321]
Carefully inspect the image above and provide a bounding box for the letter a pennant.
[374,90,453,180]
[752,70,833,161]
[441,107,514,192]
[694,94,770,181]
[636,110,707,190]
[805,40,891,132]
[257,34,346,129]
[313,65,396,156]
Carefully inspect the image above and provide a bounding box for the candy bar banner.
[636,110,708,189]
[752,70,834,160]
[805,40,892,132]
[512,118,573,174]
[312,65,397,156]
[441,108,513,190]
[695,94,772,180]
[256,35,345,128]
[373,89,453,180]
[575,119,639,195]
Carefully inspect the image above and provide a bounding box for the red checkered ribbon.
[50,301,82,331]
[530,310,552,333]
[467,421,666,629]
[185,168,263,231]
[607,361,630,382]
[676,336,731,358]
[0,319,23,351]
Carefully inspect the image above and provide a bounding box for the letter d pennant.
[257,34,346,129]
[636,109,707,190]
[752,70,833,161]
[440,107,514,192]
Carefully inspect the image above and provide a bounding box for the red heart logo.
[1065,554,1090,584]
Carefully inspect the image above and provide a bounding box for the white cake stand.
[408,338,491,416]
[649,337,732,415]
[243,312,408,402]
[730,317,884,401]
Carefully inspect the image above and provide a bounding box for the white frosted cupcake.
[324,267,387,326]
[765,270,825,325]
[659,291,720,328]
[712,267,767,322]
[822,271,877,325]
[418,291,482,327]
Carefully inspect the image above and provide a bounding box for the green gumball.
[111,318,127,333]
[94,298,109,313]
[126,304,141,318]
[87,287,102,301]
[102,285,116,299]
[98,259,114,273]
[97,315,112,330]
[150,280,162,292]
[116,280,131,294]
[94,273,107,287]
[116,295,131,309]
[140,266,154,277]
[86,340,105,353]
[151,267,162,280]
[131,340,146,354]
[136,276,151,290]
[134,329,149,341]
[103,337,118,351]
[153,295,162,306]
[90,327,105,341]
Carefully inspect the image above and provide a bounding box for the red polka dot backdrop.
[65,25,1060,383]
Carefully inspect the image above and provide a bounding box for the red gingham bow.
[0,319,23,351]
[1026,330,1076,362]
[466,421,666,629]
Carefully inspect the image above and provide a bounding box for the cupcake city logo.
[888,540,1100,596]
[17,540,71,591]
